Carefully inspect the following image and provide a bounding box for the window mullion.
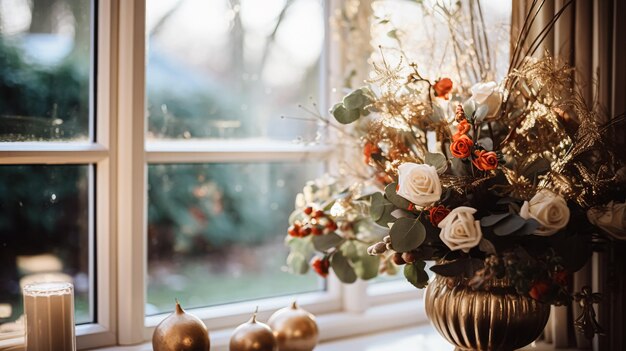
[116,0,147,345]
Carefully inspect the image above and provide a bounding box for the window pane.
[0,165,92,334]
[0,0,92,141]
[371,0,511,82]
[147,162,323,314]
[145,0,325,141]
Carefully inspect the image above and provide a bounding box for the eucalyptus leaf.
[512,218,540,236]
[404,261,429,288]
[430,258,470,277]
[474,104,489,122]
[493,214,526,236]
[462,99,476,119]
[350,241,380,280]
[370,192,396,226]
[343,89,369,110]
[389,217,426,252]
[425,152,448,174]
[391,208,417,219]
[331,103,360,124]
[477,137,493,151]
[286,252,309,274]
[478,238,496,254]
[480,213,511,227]
[330,251,357,283]
[312,233,345,252]
[385,182,412,209]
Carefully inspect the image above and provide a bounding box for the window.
[0,0,514,349]
[0,0,115,348]
[143,0,328,317]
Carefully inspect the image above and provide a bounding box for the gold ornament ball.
[152,300,211,351]
[230,312,277,351]
[267,302,318,351]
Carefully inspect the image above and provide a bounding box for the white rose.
[587,201,626,240]
[437,206,482,253]
[396,163,442,207]
[520,189,570,236]
[470,81,503,119]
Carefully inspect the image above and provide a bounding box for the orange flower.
[428,205,451,227]
[311,256,330,278]
[472,150,498,171]
[529,280,551,300]
[433,78,453,99]
[450,135,474,158]
[363,141,381,164]
[453,119,471,140]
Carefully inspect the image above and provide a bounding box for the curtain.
[511,1,626,350]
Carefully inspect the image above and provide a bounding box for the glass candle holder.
[23,282,76,351]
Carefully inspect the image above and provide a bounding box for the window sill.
[91,299,429,351]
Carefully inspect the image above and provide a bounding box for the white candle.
[23,282,76,351]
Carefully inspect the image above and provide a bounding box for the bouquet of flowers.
[284,0,625,338]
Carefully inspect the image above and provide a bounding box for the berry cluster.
[288,206,338,238]
[311,256,330,278]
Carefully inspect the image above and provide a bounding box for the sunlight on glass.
[146,163,323,315]
[146,0,325,140]
[0,0,92,141]
[371,0,511,86]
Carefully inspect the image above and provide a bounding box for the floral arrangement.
[284,0,625,338]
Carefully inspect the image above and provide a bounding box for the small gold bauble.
[230,311,277,351]
[267,302,318,351]
[152,300,211,351]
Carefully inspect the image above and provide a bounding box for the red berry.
[299,226,312,237]
[392,253,406,265]
[304,206,313,215]
[311,257,330,278]
[313,210,325,218]
[311,226,322,236]
[288,223,301,237]
[326,220,338,232]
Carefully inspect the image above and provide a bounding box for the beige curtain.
[511,1,626,350]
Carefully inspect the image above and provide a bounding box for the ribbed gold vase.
[425,275,550,351]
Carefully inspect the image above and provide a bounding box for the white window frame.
[0,0,426,349]
[0,0,117,349]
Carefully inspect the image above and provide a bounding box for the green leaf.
[370,192,396,225]
[425,152,448,174]
[387,29,399,40]
[478,238,496,254]
[493,214,526,236]
[342,89,370,110]
[474,104,489,122]
[404,261,429,288]
[312,233,345,252]
[331,103,360,124]
[286,252,309,274]
[384,182,412,209]
[349,241,380,280]
[511,218,540,236]
[480,213,511,227]
[477,137,493,151]
[331,251,357,283]
[389,217,426,252]
[462,99,476,119]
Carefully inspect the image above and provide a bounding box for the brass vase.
[425,275,550,351]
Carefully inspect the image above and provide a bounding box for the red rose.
[453,119,471,139]
[472,150,498,171]
[429,205,451,227]
[450,135,474,158]
[434,78,453,99]
[529,280,551,300]
[311,256,330,278]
